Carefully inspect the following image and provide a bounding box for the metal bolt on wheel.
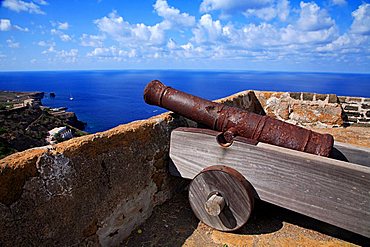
[188,165,254,231]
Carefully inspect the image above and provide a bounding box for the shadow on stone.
[238,199,370,246]
[123,180,199,247]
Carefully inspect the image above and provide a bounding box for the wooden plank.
[169,128,370,238]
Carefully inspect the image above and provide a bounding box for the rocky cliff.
[0,91,85,159]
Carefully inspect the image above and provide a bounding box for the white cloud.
[7,39,20,48]
[245,6,277,21]
[0,52,7,59]
[14,25,29,32]
[154,0,195,27]
[184,1,341,61]
[94,10,167,45]
[94,11,128,39]
[350,3,370,35]
[39,40,56,54]
[331,0,346,6]
[34,0,48,5]
[51,28,72,42]
[60,34,72,42]
[200,0,272,13]
[243,0,290,21]
[297,2,335,31]
[94,1,195,47]
[87,46,136,61]
[202,0,290,22]
[41,45,55,54]
[193,14,224,43]
[167,38,177,49]
[58,22,69,30]
[0,19,28,32]
[277,0,290,21]
[57,49,78,63]
[2,0,45,14]
[80,34,105,47]
[315,3,370,60]
[0,19,12,31]
[281,24,337,44]
[76,0,368,69]
[41,45,79,63]
[38,40,55,47]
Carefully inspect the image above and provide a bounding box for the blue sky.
[0,0,369,72]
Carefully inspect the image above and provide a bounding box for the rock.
[290,103,343,126]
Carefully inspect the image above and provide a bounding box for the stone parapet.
[0,89,366,246]
[254,91,344,128]
[0,90,260,246]
[338,96,370,127]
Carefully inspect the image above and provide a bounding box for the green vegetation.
[54,133,64,143]
[0,102,13,110]
[73,129,86,137]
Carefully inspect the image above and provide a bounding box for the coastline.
[0,90,86,159]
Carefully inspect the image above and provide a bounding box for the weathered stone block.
[290,103,343,126]
[347,117,358,123]
[348,97,362,102]
[344,105,359,111]
[346,112,362,117]
[328,94,338,103]
[352,122,370,127]
[362,104,370,109]
[338,96,347,103]
[315,94,327,101]
[218,91,264,115]
[290,92,301,100]
[358,118,370,122]
[302,93,313,101]
[276,101,290,120]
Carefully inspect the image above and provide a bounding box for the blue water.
[0,70,369,133]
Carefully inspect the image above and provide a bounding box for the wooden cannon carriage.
[143,80,370,238]
[169,127,370,238]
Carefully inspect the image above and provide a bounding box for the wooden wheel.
[189,165,254,231]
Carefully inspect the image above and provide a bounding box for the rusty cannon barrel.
[144,80,334,157]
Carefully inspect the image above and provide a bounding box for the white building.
[46,126,73,144]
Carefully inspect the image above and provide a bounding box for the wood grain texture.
[169,128,370,238]
[189,167,253,231]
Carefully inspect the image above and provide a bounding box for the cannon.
[144,80,370,238]
[144,80,334,157]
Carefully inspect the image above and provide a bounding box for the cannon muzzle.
[144,80,334,157]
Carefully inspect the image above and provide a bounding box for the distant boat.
[69,93,74,101]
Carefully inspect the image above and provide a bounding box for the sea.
[0,70,369,133]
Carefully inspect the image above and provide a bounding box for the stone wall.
[0,90,261,247]
[1,88,362,246]
[254,91,343,128]
[338,96,370,127]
